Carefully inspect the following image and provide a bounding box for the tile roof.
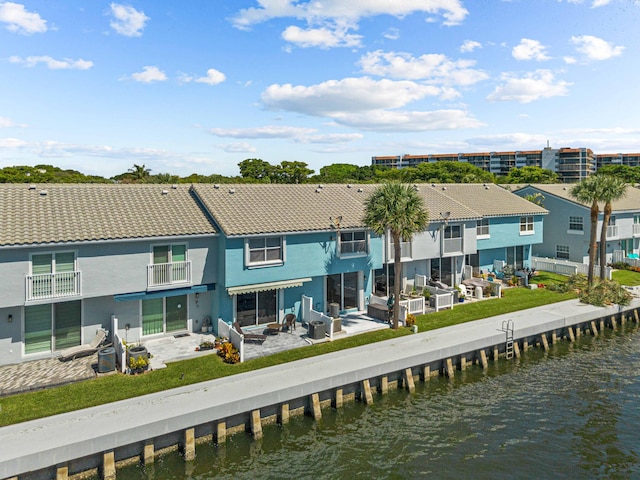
[431,183,548,217]
[191,183,483,236]
[0,184,217,247]
[516,184,640,212]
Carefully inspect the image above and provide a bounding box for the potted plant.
[196,340,216,351]
[128,354,149,374]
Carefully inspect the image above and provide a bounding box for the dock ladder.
[502,319,514,360]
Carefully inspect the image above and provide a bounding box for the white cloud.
[570,35,624,60]
[231,0,469,30]
[383,27,399,40]
[512,38,550,61]
[295,133,363,143]
[466,132,549,147]
[262,77,441,117]
[332,109,484,132]
[487,70,571,103]
[129,66,167,83]
[592,0,612,6]
[0,137,27,148]
[460,40,481,53]
[109,3,148,37]
[196,68,226,85]
[282,24,362,48]
[210,125,317,139]
[563,56,577,64]
[0,116,15,128]
[216,142,257,153]
[9,55,93,70]
[0,2,47,34]
[358,50,488,86]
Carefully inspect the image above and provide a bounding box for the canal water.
[119,325,640,479]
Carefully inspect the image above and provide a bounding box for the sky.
[1,0,639,178]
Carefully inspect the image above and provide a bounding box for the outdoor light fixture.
[7,314,12,323]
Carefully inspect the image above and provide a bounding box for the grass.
[611,269,640,286]
[0,283,576,428]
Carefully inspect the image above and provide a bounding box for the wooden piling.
[567,327,575,343]
[460,356,467,370]
[591,320,598,336]
[551,331,557,345]
[279,403,290,425]
[334,388,343,408]
[310,393,322,421]
[492,345,499,361]
[634,309,639,323]
[523,340,529,351]
[216,421,227,445]
[56,465,69,480]
[404,368,415,392]
[250,410,262,440]
[513,341,521,359]
[445,358,455,378]
[362,379,374,404]
[611,315,617,330]
[422,366,431,382]
[184,427,196,460]
[143,439,155,465]
[541,334,549,352]
[479,349,488,369]
[103,450,116,480]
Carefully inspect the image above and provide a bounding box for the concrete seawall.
[2,298,639,480]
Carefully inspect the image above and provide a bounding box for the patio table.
[264,323,281,335]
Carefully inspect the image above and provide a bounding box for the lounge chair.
[282,313,296,333]
[233,322,267,344]
[59,328,109,361]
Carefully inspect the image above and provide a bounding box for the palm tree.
[570,176,602,287]
[596,175,627,279]
[364,182,429,329]
[127,164,151,183]
[524,192,545,206]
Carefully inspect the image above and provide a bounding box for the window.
[556,245,570,260]
[236,290,277,326]
[142,294,188,335]
[520,216,534,234]
[445,225,462,239]
[24,300,81,354]
[340,231,367,256]
[477,219,490,237]
[327,272,358,311]
[568,216,583,232]
[246,237,284,266]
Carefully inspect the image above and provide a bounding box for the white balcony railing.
[606,225,619,239]
[633,224,640,237]
[148,261,192,288]
[444,237,463,254]
[26,271,81,302]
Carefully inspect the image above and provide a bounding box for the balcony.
[389,241,412,260]
[26,272,81,302]
[606,225,619,239]
[148,261,192,288]
[444,237,463,254]
[633,224,640,237]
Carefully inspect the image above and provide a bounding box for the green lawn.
[611,269,640,286]
[0,284,576,427]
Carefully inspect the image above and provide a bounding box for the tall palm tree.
[596,175,627,279]
[570,176,602,287]
[364,182,429,329]
[127,164,151,183]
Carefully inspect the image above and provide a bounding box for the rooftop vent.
[442,186,447,190]
[229,188,235,194]
[431,183,436,187]
[28,185,36,190]
[485,185,490,190]
[171,184,178,189]
[347,184,352,188]
[161,189,169,195]
[316,188,322,193]
[317,184,324,189]
[213,184,220,189]
[39,190,48,196]
[357,188,363,193]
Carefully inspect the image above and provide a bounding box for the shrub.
[405,313,417,327]
[218,342,240,364]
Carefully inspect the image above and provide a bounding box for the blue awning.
[114,284,215,302]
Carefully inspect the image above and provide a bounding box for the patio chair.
[59,328,109,361]
[233,322,267,344]
[282,313,296,333]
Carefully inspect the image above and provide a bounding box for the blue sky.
[0,1,638,178]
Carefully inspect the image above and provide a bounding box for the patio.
[0,313,391,397]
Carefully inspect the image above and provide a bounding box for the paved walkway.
[3,298,637,479]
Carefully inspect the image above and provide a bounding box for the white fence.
[532,256,611,280]
[301,295,337,340]
[26,271,81,302]
[424,285,454,311]
[112,315,126,373]
[147,261,192,287]
[613,249,640,268]
[399,296,425,316]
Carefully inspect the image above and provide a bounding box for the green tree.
[596,175,627,279]
[504,166,559,184]
[127,164,151,182]
[411,161,495,183]
[316,163,359,182]
[274,161,314,184]
[238,158,275,182]
[570,176,603,286]
[524,192,545,206]
[597,165,640,184]
[363,182,429,329]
